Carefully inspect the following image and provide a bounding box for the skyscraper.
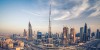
[87,28,91,41]
[96,29,99,39]
[83,23,88,42]
[28,22,33,40]
[63,27,68,46]
[70,28,76,44]
[80,27,84,42]
[37,31,42,39]
[48,3,53,44]
[23,29,27,37]
[84,23,87,34]
[48,4,51,38]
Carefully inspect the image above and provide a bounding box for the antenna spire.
[49,2,51,38]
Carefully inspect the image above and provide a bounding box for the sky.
[0,0,100,34]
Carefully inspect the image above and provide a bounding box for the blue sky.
[0,0,100,34]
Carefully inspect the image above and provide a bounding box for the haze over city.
[0,0,100,34]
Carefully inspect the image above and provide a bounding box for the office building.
[28,22,33,40]
[23,29,27,37]
[83,23,88,42]
[63,27,68,46]
[96,29,100,39]
[37,31,42,39]
[70,28,76,44]
[87,28,91,40]
[80,27,84,42]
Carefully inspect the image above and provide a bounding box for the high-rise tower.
[48,4,51,38]
[80,27,84,42]
[83,23,88,42]
[63,27,68,38]
[23,29,27,37]
[28,22,33,40]
[47,3,53,44]
[70,28,76,44]
[63,27,68,46]
[87,28,91,41]
[96,29,100,39]
[84,23,87,34]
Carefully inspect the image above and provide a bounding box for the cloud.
[21,0,100,20]
[88,0,100,17]
[21,9,41,16]
[54,11,70,20]
[51,0,100,20]
[51,9,59,15]
[21,9,49,17]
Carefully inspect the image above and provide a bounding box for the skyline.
[0,0,100,34]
